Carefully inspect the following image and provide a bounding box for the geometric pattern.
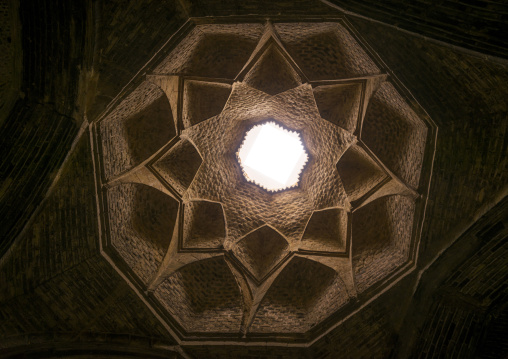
[93,19,436,342]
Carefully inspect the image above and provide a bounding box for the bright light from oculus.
[237,122,308,192]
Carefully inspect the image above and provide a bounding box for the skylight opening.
[237,122,308,192]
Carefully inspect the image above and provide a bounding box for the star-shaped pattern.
[97,20,431,338]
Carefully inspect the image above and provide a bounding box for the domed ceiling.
[93,19,436,342]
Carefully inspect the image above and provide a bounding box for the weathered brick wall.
[0,0,13,103]
[0,0,506,357]
[88,0,188,121]
[326,0,508,59]
[349,16,508,265]
[2,340,183,359]
[184,345,311,358]
[0,134,176,347]
[0,0,20,128]
[178,0,338,17]
[395,198,507,358]
[412,302,485,358]
[0,0,188,258]
[408,203,507,358]
[0,103,81,256]
[477,308,508,358]
[309,302,396,358]
[0,0,90,257]
[0,136,98,301]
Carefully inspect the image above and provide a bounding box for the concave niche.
[352,195,415,293]
[100,82,176,180]
[250,257,349,333]
[154,257,243,333]
[233,226,289,282]
[182,200,226,249]
[107,183,179,284]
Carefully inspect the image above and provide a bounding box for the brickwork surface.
[154,257,244,333]
[0,255,175,344]
[327,0,508,59]
[88,0,188,121]
[0,0,506,357]
[107,183,179,284]
[100,82,176,180]
[0,134,176,346]
[406,200,507,359]
[94,20,431,339]
[349,17,508,265]
[0,0,89,257]
[0,0,20,128]
[0,135,98,301]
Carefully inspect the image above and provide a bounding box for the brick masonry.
[0,0,506,357]
[326,0,508,59]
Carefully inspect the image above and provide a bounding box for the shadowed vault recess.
[94,19,436,342]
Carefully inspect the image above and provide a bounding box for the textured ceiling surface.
[94,19,436,341]
[1,0,507,357]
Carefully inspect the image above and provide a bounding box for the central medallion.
[237,122,308,192]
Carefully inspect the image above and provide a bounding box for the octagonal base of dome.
[92,17,437,344]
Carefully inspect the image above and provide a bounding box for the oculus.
[237,122,308,192]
